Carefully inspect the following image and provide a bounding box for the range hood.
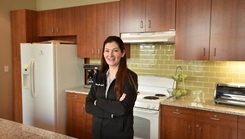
[120,31,175,43]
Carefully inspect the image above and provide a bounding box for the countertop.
[66,86,90,94]
[66,87,245,116]
[161,91,245,116]
[0,118,76,139]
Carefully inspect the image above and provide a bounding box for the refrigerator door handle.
[30,58,36,98]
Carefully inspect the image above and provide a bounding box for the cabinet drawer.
[161,105,195,120]
[195,110,237,126]
[67,92,86,102]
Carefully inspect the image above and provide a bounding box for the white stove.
[134,76,174,111]
[133,76,174,139]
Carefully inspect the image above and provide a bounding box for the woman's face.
[103,41,125,68]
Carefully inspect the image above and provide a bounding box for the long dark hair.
[100,36,128,99]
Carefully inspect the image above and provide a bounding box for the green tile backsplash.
[90,43,245,95]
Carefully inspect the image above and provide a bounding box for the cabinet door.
[195,110,237,139]
[210,0,245,61]
[175,0,211,60]
[145,0,175,32]
[120,0,145,33]
[96,2,120,58]
[160,105,195,139]
[75,5,97,58]
[55,8,75,36]
[238,116,245,139]
[66,93,86,139]
[38,10,56,36]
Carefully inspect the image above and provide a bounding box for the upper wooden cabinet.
[175,0,245,61]
[175,0,211,60]
[75,2,120,58]
[38,7,75,37]
[120,0,175,33]
[75,4,97,58]
[209,0,245,61]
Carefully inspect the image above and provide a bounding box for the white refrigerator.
[20,42,84,134]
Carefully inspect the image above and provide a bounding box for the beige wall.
[36,0,119,10]
[0,0,36,120]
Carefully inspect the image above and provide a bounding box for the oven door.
[133,107,160,139]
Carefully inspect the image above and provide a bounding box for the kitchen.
[1,0,245,138]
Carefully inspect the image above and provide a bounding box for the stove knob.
[147,104,150,108]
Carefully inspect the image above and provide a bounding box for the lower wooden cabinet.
[238,116,245,139]
[66,93,92,139]
[161,105,195,139]
[161,105,238,139]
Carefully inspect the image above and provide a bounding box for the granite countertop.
[161,91,245,116]
[0,118,76,139]
[66,86,91,94]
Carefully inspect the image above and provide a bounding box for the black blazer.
[85,69,138,139]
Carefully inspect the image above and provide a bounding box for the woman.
[85,36,138,139]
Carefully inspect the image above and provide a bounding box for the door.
[21,43,35,125]
[145,0,175,32]
[120,0,145,33]
[33,44,55,131]
[210,0,245,61]
[175,0,211,60]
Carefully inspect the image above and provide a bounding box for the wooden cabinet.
[209,0,245,61]
[66,93,92,139]
[120,0,175,33]
[195,110,237,139]
[75,4,97,58]
[175,0,245,61]
[238,116,245,139]
[161,105,195,139]
[175,0,211,60]
[11,9,39,122]
[161,105,238,139]
[38,7,75,37]
[75,2,120,58]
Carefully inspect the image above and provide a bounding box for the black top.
[85,69,138,139]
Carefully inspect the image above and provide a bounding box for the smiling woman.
[85,36,138,139]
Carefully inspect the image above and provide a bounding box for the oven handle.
[134,108,159,115]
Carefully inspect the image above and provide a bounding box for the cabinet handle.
[199,127,202,137]
[148,20,151,28]
[92,48,94,54]
[51,27,54,33]
[97,48,101,55]
[203,48,205,56]
[213,48,216,56]
[172,111,180,115]
[56,27,59,33]
[188,125,191,134]
[140,21,144,28]
[82,104,85,113]
[210,117,220,121]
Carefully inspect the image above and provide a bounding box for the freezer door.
[21,43,35,126]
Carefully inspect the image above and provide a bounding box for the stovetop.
[134,76,174,111]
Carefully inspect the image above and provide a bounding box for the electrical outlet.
[4,65,9,72]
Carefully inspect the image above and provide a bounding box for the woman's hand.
[94,100,97,105]
[119,93,126,101]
